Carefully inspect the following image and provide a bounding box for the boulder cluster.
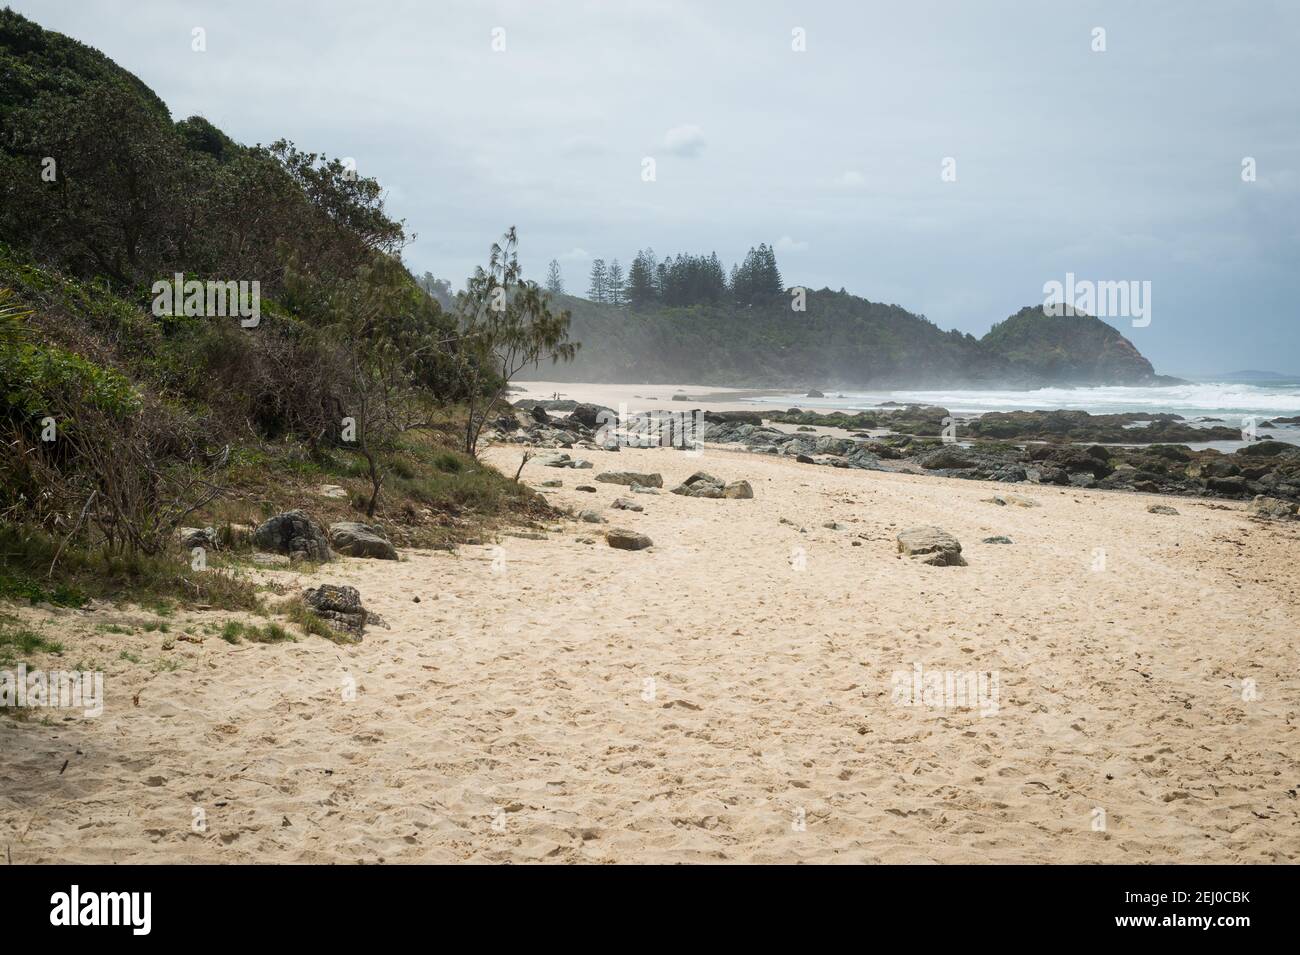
[247,510,399,563]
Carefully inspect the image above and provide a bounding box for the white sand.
[3,439,1298,863]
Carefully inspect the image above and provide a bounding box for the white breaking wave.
[748,382,1300,419]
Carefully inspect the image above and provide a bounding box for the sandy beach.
[3,413,1298,864]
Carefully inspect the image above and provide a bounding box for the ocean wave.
[747,383,1300,418]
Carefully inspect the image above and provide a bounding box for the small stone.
[981,535,1013,544]
[1147,504,1179,516]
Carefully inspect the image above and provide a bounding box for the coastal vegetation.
[0,9,569,612]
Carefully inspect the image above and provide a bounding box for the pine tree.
[607,259,626,307]
[545,259,564,295]
[588,258,608,303]
[627,249,658,308]
[758,243,783,296]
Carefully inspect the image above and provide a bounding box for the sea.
[744,380,1300,452]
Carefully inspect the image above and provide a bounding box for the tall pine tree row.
[585,243,782,307]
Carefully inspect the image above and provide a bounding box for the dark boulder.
[254,510,331,562]
[302,583,383,640]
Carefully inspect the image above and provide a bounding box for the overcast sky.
[17,0,1300,376]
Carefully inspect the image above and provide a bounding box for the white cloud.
[558,247,589,260]
[837,170,866,188]
[663,124,706,157]
[775,235,809,252]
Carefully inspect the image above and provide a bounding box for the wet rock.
[1237,440,1295,458]
[920,447,977,470]
[1205,476,1247,495]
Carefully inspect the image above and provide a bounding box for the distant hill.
[980,305,1165,386]
[527,294,1170,388]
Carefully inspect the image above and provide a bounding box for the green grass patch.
[218,619,295,644]
[279,595,345,643]
[0,619,64,666]
[0,523,260,612]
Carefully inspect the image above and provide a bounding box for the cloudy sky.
[18,0,1300,376]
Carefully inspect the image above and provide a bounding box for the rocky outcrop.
[302,584,384,640]
[328,522,398,560]
[896,526,966,566]
[253,510,331,562]
[567,402,614,429]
